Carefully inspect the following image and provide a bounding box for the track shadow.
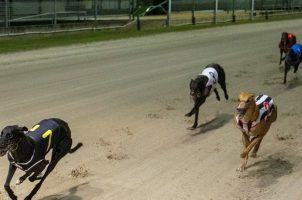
[243,154,294,188]
[278,65,284,72]
[191,113,233,136]
[286,77,302,89]
[40,182,102,200]
[40,185,83,200]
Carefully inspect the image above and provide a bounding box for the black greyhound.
[284,44,302,84]
[0,118,83,200]
[185,63,229,129]
[279,32,296,65]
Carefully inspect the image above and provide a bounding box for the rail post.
[167,0,171,27]
[53,0,57,26]
[213,0,218,24]
[192,0,196,25]
[250,0,255,20]
[5,0,9,28]
[136,14,141,31]
[94,0,97,23]
[265,9,268,20]
[232,0,236,22]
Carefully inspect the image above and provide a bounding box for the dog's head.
[189,77,206,98]
[236,92,255,119]
[281,32,288,45]
[189,79,200,97]
[0,126,27,156]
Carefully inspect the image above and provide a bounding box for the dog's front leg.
[24,161,56,200]
[185,97,205,118]
[237,133,250,172]
[187,107,199,130]
[185,107,195,117]
[279,50,283,65]
[294,63,300,73]
[4,163,18,200]
[251,137,263,158]
[29,160,49,182]
[241,136,263,159]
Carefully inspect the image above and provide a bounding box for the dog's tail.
[69,142,83,154]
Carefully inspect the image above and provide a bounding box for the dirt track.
[1,19,302,200]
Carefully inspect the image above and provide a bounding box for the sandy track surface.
[0,19,302,200]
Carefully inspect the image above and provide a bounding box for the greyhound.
[283,43,302,84]
[279,32,296,65]
[235,92,277,171]
[185,63,229,129]
[0,118,83,200]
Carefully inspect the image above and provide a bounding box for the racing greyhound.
[185,63,229,129]
[0,118,83,200]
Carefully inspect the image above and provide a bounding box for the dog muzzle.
[236,108,247,118]
[0,147,8,156]
[0,137,18,156]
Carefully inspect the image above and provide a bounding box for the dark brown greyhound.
[279,32,296,65]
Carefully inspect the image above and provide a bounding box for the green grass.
[1,13,302,54]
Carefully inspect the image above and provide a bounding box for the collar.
[236,115,259,134]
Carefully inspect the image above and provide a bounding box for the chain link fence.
[0,0,135,35]
[167,0,302,25]
[1,0,302,35]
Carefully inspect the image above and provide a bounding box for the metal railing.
[1,0,302,36]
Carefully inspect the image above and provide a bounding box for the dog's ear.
[189,79,194,87]
[250,93,255,100]
[17,126,28,132]
[1,125,24,140]
[238,92,244,100]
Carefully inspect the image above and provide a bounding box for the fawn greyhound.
[235,92,277,171]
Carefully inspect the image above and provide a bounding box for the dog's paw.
[25,196,32,200]
[250,152,257,158]
[16,179,23,185]
[236,167,245,172]
[11,195,18,200]
[225,94,229,100]
[216,96,220,101]
[187,126,197,130]
[240,152,247,158]
[185,113,192,117]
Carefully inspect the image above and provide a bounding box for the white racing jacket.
[200,67,218,95]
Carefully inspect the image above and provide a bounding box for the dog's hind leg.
[24,138,72,200]
[217,68,228,100]
[16,172,32,185]
[241,136,264,159]
[294,64,299,73]
[28,160,49,182]
[213,88,220,101]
